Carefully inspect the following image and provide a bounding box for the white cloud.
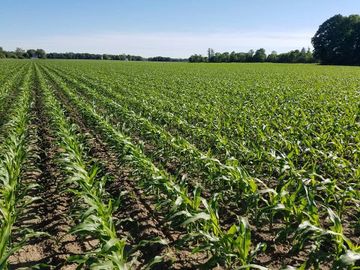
[2,31,313,58]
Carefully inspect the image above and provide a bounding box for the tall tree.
[26,49,36,58]
[15,47,25,58]
[312,14,360,65]
[246,50,254,62]
[253,48,266,62]
[207,48,215,62]
[353,21,360,64]
[267,51,278,62]
[35,49,46,59]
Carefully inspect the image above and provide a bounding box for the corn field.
[0,59,359,269]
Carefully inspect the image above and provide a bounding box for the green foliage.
[189,47,315,63]
[36,66,137,269]
[0,65,45,269]
[34,60,360,269]
[0,60,359,269]
[312,14,360,65]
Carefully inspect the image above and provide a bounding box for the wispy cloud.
[3,31,313,57]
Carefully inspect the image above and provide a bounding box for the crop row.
[0,65,44,268]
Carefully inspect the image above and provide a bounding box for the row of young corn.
[0,65,45,269]
[0,64,29,120]
[0,61,25,89]
[38,64,268,269]
[40,62,360,269]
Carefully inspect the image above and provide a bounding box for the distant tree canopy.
[0,48,147,61]
[36,49,46,59]
[0,47,187,62]
[189,48,314,63]
[0,46,315,64]
[0,45,320,65]
[253,48,267,62]
[0,47,5,58]
[0,48,47,59]
[46,52,144,61]
[312,14,360,65]
[147,56,187,62]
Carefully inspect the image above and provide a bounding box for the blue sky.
[0,0,359,57]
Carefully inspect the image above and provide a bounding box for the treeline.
[46,53,188,61]
[147,56,187,62]
[0,47,187,62]
[0,47,145,61]
[46,52,144,61]
[0,47,46,59]
[189,48,315,63]
[312,14,360,65]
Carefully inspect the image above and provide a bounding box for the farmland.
[0,59,359,269]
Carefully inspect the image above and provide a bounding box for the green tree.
[36,49,46,59]
[353,21,360,64]
[297,47,307,63]
[222,52,230,62]
[102,54,111,60]
[207,48,215,62]
[15,48,25,59]
[26,49,36,58]
[312,14,360,65]
[229,51,237,62]
[267,51,278,62]
[6,52,17,58]
[305,48,314,63]
[189,54,206,62]
[253,48,266,62]
[246,50,254,62]
[0,47,5,58]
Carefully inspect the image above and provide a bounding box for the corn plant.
[0,66,43,269]
[292,208,360,269]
